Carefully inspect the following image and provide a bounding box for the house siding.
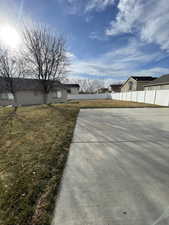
[121,77,137,92]
[16,90,44,106]
[0,89,68,106]
[137,81,153,91]
[121,78,155,92]
[70,87,79,95]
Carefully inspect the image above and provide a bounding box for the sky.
[0,0,169,84]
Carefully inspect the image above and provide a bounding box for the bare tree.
[23,24,69,104]
[66,78,104,93]
[0,47,25,106]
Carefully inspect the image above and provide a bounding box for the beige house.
[121,76,156,92]
[144,74,169,90]
[0,77,79,106]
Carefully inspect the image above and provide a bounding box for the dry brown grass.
[0,105,78,225]
[61,99,161,109]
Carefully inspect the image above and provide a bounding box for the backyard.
[0,100,160,225]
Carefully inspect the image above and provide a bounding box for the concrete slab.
[52,108,169,225]
[73,108,169,142]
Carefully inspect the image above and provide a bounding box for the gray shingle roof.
[144,74,169,86]
[121,76,157,87]
[64,84,80,88]
[0,77,63,93]
[131,76,156,81]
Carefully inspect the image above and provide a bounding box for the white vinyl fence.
[68,93,112,100]
[68,90,169,106]
[111,90,169,106]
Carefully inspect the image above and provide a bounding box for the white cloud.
[85,0,115,12]
[89,31,108,41]
[69,39,168,80]
[63,0,115,14]
[66,51,76,59]
[134,67,169,77]
[106,0,169,50]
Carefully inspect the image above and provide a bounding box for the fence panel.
[144,90,156,104]
[69,90,169,106]
[124,92,127,101]
[119,92,123,100]
[126,92,132,101]
[131,91,137,102]
[155,90,169,106]
[137,91,145,103]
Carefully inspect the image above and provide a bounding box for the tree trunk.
[12,93,18,111]
[43,93,48,104]
[13,93,18,106]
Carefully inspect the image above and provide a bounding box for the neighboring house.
[144,74,169,91]
[97,88,109,93]
[121,76,156,92]
[0,77,79,106]
[109,84,122,92]
[63,84,80,95]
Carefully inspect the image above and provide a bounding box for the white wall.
[112,90,169,106]
[68,93,112,100]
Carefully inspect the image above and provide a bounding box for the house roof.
[110,84,122,88]
[0,77,68,93]
[121,76,156,88]
[131,76,156,81]
[63,84,80,88]
[144,74,169,87]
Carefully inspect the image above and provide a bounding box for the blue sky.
[0,0,169,84]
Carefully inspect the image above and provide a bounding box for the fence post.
[130,91,132,102]
[144,90,146,103]
[167,91,169,106]
[154,90,157,104]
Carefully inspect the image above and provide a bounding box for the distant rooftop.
[131,76,156,81]
[110,84,122,87]
[64,84,80,88]
[144,74,169,86]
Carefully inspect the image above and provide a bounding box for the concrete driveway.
[52,108,169,225]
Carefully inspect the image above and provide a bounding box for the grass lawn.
[0,99,161,225]
[62,99,161,108]
[0,105,78,225]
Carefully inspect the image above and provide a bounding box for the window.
[57,91,62,98]
[67,89,71,94]
[129,81,133,91]
[0,93,13,100]
[8,93,14,100]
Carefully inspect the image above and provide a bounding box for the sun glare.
[0,25,21,49]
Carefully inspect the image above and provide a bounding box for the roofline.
[110,84,122,87]
[121,76,135,88]
[121,76,156,88]
[144,81,169,87]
